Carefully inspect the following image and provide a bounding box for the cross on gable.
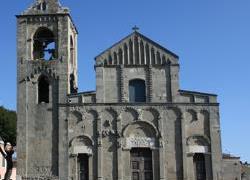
[132,26,140,32]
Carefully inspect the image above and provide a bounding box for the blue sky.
[0,0,249,162]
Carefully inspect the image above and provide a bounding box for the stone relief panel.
[123,121,158,149]
[101,108,117,138]
[69,135,93,154]
[186,135,210,153]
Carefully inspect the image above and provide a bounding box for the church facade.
[16,0,223,180]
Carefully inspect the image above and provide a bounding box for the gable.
[95,31,179,66]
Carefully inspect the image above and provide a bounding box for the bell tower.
[16,0,78,178]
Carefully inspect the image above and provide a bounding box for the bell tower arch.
[16,0,78,178]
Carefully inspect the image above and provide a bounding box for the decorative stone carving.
[126,137,155,149]
[102,129,116,137]
[72,145,92,155]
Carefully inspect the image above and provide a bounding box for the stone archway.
[122,121,159,180]
[69,135,93,180]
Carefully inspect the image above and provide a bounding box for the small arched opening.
[38,75,49,103]
[33,27,56,60]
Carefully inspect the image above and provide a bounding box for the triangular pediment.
[21,0,69,15]
[95,31,179,66]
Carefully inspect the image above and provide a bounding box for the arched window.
[193,153,206,180]
[33,27,56,60]
[129,79,146,102]
[38,75,49,103]
[70,36,74,66]
[37,1,47,11]
[70,74,77,94]
[42,1,47,11]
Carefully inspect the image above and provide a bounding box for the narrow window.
[140,41,145,64]
[134,36,139,64]
[42,2,47,11]
[33,27,56,60]
[78,154,89,180]
[70,36,74,66]
[37,1,47,11]
[131,148,153,180]
[114,52,118,65]
[145,44,150,65]
[194,153,206,180]
[124,43,128,64]
[38,75,49,103]
[129,79,146,102]
[70,74,77,94]
[108,54,112,65]
[129,40,134,65]
[151,48,155,64]
[118,48,123,64]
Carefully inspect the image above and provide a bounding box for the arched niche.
[187,109,198,122]
[123,121,158,149]
[187,135,211,154]
[69,135,93,155]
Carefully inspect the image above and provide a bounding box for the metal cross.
[132,26,140,32]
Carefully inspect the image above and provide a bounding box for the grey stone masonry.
[17,0,225,180]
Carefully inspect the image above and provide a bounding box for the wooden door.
[131,148,153,180]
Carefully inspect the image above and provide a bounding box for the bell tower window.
[38,75,50,103]
[37,1,47,11]
[129,79,146,102]
[33,27,57,60]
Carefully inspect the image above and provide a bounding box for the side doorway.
[78,154,89,180]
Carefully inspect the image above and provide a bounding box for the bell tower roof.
[21,0,69,15]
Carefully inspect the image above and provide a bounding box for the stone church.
[16,0,225,180]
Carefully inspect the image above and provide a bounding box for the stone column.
[89,154,93,180]
[97,117,103,180]
[159,141,166,180]
[158,113,166,180]
[181,109,188,180]
[186,153,195,180]
[117,115,123,180]
[152,148,160,180]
